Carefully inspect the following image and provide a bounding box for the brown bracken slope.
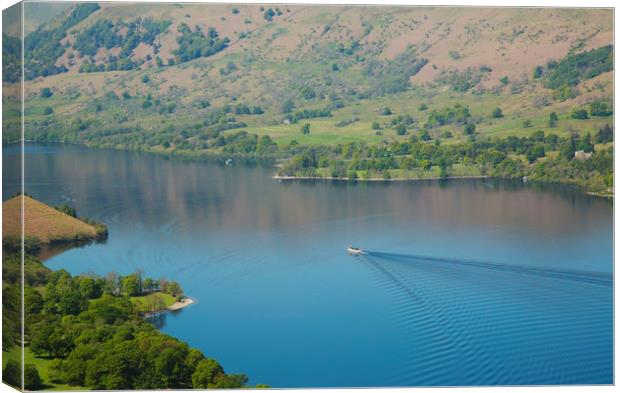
[3,195,97,243]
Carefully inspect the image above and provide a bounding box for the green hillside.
[2,4,613,193]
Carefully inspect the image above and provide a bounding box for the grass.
[130,292,177,313]
[3,196,98,243]
[2,346,84,391]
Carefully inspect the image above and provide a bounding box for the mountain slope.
[1,4,614,193]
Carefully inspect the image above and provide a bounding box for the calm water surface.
[3,143,613,387]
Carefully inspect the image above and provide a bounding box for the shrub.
[40,87,53,98]
[464,123,476,135]
[570,109,589,120]
[3,360,20,388]
[589,100,612,117]
[25,364,42,390]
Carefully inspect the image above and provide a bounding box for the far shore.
[273,174,490,182]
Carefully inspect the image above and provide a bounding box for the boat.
[347,246,366,255]
[225,158,233,166]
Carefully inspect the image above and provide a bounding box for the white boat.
[347,246,366,255]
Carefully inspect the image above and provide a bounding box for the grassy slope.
[2,347,83,391]
[2,196,97,242]
[6,5,614,150]
[130,292,177,313]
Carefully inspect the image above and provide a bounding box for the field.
[130,292,177,313]
[2,347,84,391]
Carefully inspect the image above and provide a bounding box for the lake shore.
[273,174,490,182]
[167,297,195,311]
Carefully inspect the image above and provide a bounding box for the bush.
[548,112,559,127]
[3,360,20,388]
[40,87,53,98]
[589,100,612,117]
[25,364,43,390]
[464,123,476,135]
[571,109,589,120]
[491,107,503,118]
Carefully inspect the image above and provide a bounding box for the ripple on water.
[360,252,612,386]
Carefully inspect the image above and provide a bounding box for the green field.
[130,292,177,313]
[2,346,84,391]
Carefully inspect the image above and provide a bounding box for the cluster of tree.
[286,107,332,123]
[436,65,492,92]
[76,18,171,73]
[234,103,264,115]
[51,202,109,240]
[2,254,258,390]
[216,132,279,156]
[2,33,21,83]
[173,23,230,64]
[589,100,613,117]
[276,126,613,192]
[363,46,428,96]
[542,45,613,100]
[23,3,100,80]
[263,7,282,21]
[425,104,471,128]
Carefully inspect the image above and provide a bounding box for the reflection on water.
[3,143,613,387]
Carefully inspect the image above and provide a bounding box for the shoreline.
[274,174,490,182]
[167,297,195,311]
[14,142,612,197]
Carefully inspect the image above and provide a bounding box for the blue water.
[3,143,613,386]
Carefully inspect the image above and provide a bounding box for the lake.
[3,143,613,387]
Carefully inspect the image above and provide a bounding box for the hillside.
[1,4,614,192]
[2,195,103,245]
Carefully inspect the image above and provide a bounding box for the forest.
[2,254,260,390]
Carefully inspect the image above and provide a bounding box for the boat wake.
[364,251,612,286]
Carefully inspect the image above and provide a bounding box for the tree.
[143,278,154,292]
[192,358,224,388]
[394,124,407,135]
[371,121,380,130]
[548,112,559,127]
[419,129,431,141]
[559,134,577,161]
[263,8,276,21]
[122,274,141,296]
[464,123,476,135]
[381,107,392,115]
[491,107,503,118]
[44,107,54,115]
[577,132,594,152]
[571,109,589,119]
[3,360,20,388]
[40,87,53,98]
[301,123,310,135]
[25,364,42,390]
[280,98,294,114]
[527,145,546,163]
[589,100,612,117]
[25,286,44,314]
[54,203,77,217]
